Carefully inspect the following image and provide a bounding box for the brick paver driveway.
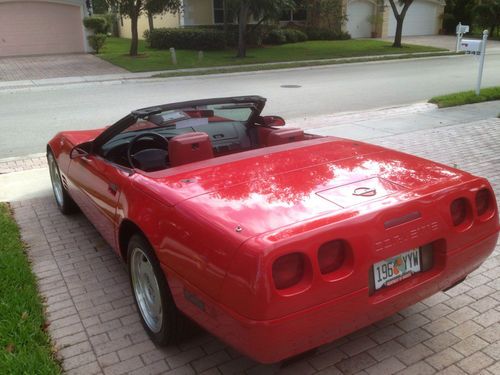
[11,119,500,375]
[0,54,126,82]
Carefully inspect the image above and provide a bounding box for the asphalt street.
[1,51,500,158]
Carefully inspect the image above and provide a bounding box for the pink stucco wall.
[0,1,85,57]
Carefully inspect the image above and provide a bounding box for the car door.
[67,154,128,248]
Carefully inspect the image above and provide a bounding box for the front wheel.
[128,234,184,345]
[47,150,77,214]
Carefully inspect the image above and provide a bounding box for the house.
[118,0,219,40]
[0,0,89,57]
[117,0,445,41]
[346,0,446,39]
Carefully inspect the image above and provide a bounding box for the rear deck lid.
[316,177,407,208]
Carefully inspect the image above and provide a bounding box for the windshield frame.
[92,96,266,154]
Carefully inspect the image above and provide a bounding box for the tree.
[442,0,476,34]
[105,0,180,56]
[318,0,345,33]
[144,0,180,32]
[226,0,294,58]
[305,0,321,28]
[388,0,414,48]
[474,0,500,36]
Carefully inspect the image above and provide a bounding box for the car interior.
[100,106,321,172]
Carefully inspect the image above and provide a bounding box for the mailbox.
[460,39,482,54]
[456,24,469,34]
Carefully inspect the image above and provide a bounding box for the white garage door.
[388,0,439,37]
[346,0,374,39]
[0,1,85,57]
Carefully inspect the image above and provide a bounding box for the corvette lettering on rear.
[374,221,440,252]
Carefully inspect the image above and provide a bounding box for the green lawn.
[429,86,500,108]
[0,203,61,374]
[99,37,445,72]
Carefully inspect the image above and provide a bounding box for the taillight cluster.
[475,188,493,217]
[450,198,468,226]
[450,188,495,227]
[272,240,350,291]
[318,240,347,275]
[272,253,306,290]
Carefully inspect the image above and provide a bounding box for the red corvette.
[47,96,499,363]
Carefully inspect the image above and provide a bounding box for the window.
[213,0,224,24]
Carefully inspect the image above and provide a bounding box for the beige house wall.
[118,12,180,40]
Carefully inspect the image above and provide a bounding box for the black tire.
[47,150,78,215]
[127,234,184,345]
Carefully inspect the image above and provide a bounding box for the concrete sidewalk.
[1,101,499,375]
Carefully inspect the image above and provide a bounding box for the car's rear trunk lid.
[139,137,472,239]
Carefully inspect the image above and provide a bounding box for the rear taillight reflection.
[318,240,346,274]
[450,198,467,226]
[272,253,305,290]
[476,189,492,216]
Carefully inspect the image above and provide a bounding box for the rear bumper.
[169,231,498,364]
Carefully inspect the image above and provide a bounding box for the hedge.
[282,28,308,43]
[149,28,226,50]
[305,28,351,40]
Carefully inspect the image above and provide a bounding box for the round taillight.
[272,253,305,290]
[476,189,491,216]
[450,198,467,226]
[318,240,346,274]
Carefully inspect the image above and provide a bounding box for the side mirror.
[70,142,92,159]
[261,115,286,127]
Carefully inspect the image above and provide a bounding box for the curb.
[0,51,458,92]
[0,153,47,175]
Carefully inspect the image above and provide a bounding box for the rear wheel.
[47,150,77,214]
[128,234,184,345]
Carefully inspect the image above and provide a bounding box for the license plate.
[373,248,421,290]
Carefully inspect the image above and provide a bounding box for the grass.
[152,51,456,78]
[99,37,445,73]
[0,203,61,374]
[429,86,500,108]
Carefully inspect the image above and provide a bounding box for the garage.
[346,0,375,39]
[0,0,86,57]
[387,0,442,37]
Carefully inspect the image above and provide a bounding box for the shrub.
[87,34,107,54]
[185,24,270,47]
[83,15,109,34]
[264,29,287,45]
[282,28,308,43]
[143,29,151,44]
[149,28,226,50]
[305,28,350,40]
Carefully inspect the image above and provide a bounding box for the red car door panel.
[68,155,126,249]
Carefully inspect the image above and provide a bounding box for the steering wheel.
[127,132,169,170]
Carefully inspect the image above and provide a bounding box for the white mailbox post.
[458,30,488,95]
[456,22,470,52]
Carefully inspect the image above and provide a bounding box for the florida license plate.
[373,248,421,290]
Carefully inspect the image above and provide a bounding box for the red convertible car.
[47,96,499,363]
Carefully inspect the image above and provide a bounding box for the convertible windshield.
[123,103,255,134]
